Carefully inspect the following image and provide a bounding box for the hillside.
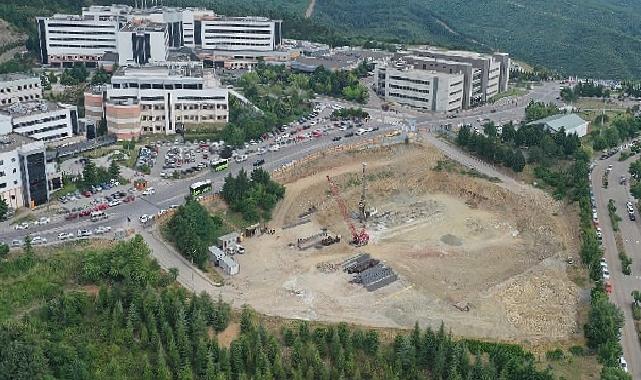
[3,0,641,78]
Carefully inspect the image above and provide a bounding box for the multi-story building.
[398,47,510,103]
[36,14,122,67]
[376,65,465,112]
[117,23,168,66]
[85,66,228,140]
[0,74,42,107]
[200,16,282,51]
[36,5,283,67]
[0,134,62,208]
[0,101,78,142]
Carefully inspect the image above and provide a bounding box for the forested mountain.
[4,0,641,78]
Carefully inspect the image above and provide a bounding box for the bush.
[569,345,585,356]
[545,348,564,361]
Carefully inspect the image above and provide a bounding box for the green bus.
[190,180,212,196]
[212,158,229,172]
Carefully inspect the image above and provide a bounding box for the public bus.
[190,179,212,196]
[90,211,108,222]
[212,158,229,172]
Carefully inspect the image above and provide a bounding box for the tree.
[109,159,120,179]
[511,150,526,172]
[0,197,8,220]
[83,160,98,186]
[0,243,8,259]
[91,68,111,85]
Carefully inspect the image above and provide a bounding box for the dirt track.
[226,142,583,343]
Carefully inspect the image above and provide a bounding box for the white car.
[234,154,248,163]
[14,222,29,230]
[94,226,111,234]
[77,229,93,237]
[11,239,23,247]
[31,236,47,245]
[268,144,280,152]
[620,356,628,372]
[142,187,156,196]
[140,214,150,223]
[108,200,120,207]
[58,232,74,241]
[34,217,50,225]
[356,128,367,136]
[602,268,610,280]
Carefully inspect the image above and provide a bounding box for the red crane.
[326,175,369,246]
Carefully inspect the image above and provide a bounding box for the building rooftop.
[0,134,36,153]
[0,101,63,117]
[113,65,204,79]
[120,22,166,33]
[527,113,588,132]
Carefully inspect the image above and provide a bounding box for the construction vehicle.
[320,234,341,246]
[327,175,370,246]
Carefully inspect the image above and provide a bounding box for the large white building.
[36,5,282,67]
[0,74,42,107]
[84,66,228,140]
[397,47,510,104]
[0,134,62,209]
[200,16,282,51]
[376,65,465,112]
[0,101,78,142]
[36,14,121,67]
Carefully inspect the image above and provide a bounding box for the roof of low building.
[527,113,588,132]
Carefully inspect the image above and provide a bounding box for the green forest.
[5,0,641,77]
[0,236,564,380]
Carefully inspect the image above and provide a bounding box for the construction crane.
[326,175,369,246]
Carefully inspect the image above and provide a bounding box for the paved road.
[591,153,641,378]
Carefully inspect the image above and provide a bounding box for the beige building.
[376,65,465,112]
[85,66,228,140]
[0,74,42,107]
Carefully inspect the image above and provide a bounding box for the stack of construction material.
[357,263,398,291]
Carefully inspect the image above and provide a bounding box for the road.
[591,153,641,378]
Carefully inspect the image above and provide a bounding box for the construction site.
[222,140,584,344]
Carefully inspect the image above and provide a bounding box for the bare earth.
[222,142,582,344]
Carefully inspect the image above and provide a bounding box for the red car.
[96,203,108,211]
[65,213,78,220]
[123,195,135,203]
[79,209,91,217]
[83,191,92,198]
[604,281,613,294]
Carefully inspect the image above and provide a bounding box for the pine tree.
[156,344,173,380]
[178,359,195,380]
[141,354,154,380]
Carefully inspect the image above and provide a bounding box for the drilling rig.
[326,175,369,246]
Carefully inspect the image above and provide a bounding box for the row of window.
[0,180,18,189]
[203,42,271,47]
[0,168,18,177]
[389,92,431,103]
[14,113,67,129]
[49,44,116,49]
[0,83,39,93]
[389,84,430,94]
[0,94,41,105]
[389,75,431,86]
[18,123,69,137]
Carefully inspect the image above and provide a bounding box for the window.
[0,183,6,189]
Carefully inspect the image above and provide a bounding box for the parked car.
[253,159,265,167]
[77,229,93,237]
[34,217,50,225]
[14,222,29,230]
[58,232,74,241]
[94,226,112,234]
